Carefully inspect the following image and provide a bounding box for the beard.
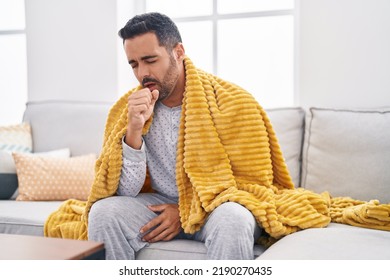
[142,55,180,101]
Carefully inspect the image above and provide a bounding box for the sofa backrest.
[23,101,112,156]
[22,101,306,188]
[266,107,305,188]
[19,101,390,203]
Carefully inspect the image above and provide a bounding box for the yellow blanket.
[44,57,390,241]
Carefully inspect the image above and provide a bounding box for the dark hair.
[118,12,182,51]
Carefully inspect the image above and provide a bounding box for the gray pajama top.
[117,102,181,200]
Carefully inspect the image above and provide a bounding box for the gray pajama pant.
[88,193,261,260]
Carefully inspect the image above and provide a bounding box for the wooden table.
[0,234,105,260]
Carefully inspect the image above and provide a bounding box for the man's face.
[124,32,181,101]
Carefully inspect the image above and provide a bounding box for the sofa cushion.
[22,101,112,156]
[0,201,63,236]
[0,123,32,200]
[266,107,305,187]
[257,223,390,259]
[301,108,390,203]
[136,239,266,260]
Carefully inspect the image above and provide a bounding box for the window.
[118,0,294,108]
[0,0,28,126]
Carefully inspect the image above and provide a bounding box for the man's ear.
[174,43,185,60]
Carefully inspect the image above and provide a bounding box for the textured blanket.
[44,57,390,241]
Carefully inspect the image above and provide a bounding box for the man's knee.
[88,197,118,239]
[89,196,118,225]
[215,202,255,222]
[210,202,259,235]
[88,195,159,237]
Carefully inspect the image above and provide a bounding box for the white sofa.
[1,101,389,259]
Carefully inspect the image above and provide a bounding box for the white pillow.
[301,108,390,203]
[35,148,71,157]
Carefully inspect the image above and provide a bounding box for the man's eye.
[131,64,137,69]
[146,60,156,64]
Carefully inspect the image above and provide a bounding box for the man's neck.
[161,95,183,108]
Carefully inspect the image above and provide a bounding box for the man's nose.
[137,65,150,80]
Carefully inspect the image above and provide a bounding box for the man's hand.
[125,88,159,149]
[140,204,181,243]
[128,88,159,131]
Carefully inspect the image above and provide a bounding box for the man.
[87,12,264,260]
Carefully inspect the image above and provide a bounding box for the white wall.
[298,0,390,109]
[25,0,118,102]
[116,0,142,95]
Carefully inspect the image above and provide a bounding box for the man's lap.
[89,194,260,242]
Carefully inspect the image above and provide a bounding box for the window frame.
[142,0,294,74]
[141,0,297,106]
[118,0,298,107]
[172,4,293,75]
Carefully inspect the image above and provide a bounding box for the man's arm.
[118,88,159,196]
[117,137,147,196]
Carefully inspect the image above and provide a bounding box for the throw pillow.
[13,153,96,201]
[301,107,390,203]
[9,148,71,199]
[0,123,32,199]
